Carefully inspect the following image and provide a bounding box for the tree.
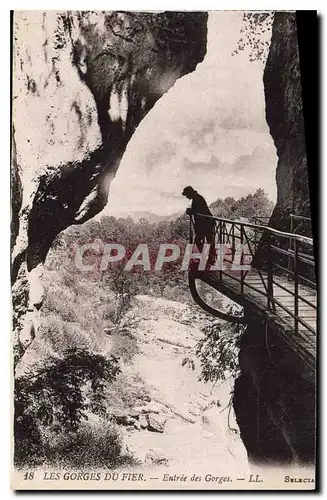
[196,320,244,385]
[232,12,274,62]
[210,189,273,220]
[14,347,120,466]
[102,262,143,326]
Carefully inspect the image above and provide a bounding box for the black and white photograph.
[10,9,317,490]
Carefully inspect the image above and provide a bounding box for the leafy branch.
[196,321,244,384]
[232,12,274,62]
[14,347,121,466]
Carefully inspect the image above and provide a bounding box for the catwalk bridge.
[188,213,317,373]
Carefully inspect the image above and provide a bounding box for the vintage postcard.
[11,10,317,490]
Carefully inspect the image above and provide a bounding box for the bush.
[14,347,120,467]
[102,265,141,325]
[196,320,245,384]
[43,419,135,469]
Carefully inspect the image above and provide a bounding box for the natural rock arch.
[11,11,208,360]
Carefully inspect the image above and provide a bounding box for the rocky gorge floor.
[104,294,249,475]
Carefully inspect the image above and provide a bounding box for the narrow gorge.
[233,12,315,466]
[12,11,315,472]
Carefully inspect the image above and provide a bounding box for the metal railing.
[288,213,313,275]
[188,213,316,340]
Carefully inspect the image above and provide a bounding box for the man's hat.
[182,186,194,196]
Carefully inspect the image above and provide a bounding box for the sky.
[100,11,277,218]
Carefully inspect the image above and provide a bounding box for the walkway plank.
[195,267,317,372]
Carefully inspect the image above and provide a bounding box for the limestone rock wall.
[264,12,311,234]
[233,13,315,466]
[11,11,207,358]
[233,323,315,465]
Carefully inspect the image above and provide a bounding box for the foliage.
[57,188,273,302]
[210,188,274,220]
[196,319,245,384]
[14,347,120,467]
[232,12,274,62]
[102,263,141,325]
[43,420,135,469]
[22,188,273,466]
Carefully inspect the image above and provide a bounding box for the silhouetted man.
[182,186,215,254]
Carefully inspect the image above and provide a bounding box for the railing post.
[189,216,193,244]
[219,221,222,281]
[232,223,235,261]
[267,257,274,311]
[294,238,299,335]
[288,214,294,278]
[240,225,244,295]
[254,224,257,253]
[287,214,295,281]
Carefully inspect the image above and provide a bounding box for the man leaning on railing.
[182,186,216,264]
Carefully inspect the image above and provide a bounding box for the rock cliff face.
[233,323,315,464]
[12,10,315,466]
[11,11,207,358]
[253,12,312,272]
[263,12,311,234]
[233,12,315,465]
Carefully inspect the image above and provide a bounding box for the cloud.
[99,11,277,218]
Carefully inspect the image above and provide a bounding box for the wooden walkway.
[197,269,316,371]
[188,214,317,376]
